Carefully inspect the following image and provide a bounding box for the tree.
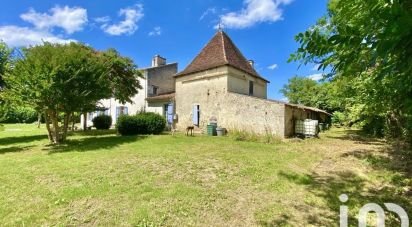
[0,41,11,89]
[281,76,342,113]
[3,42,142,144]
[289,0,412,140]
[281,76,318,106]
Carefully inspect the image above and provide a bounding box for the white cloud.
[200,8,217,21]
[20,6,88,34]
[94,16,111,23]
[307,73,324,81]
[268,63,278,70]
[148,27,162,36]
[101,4,144,36]
[216,0,293,29]
[0,26,75,47]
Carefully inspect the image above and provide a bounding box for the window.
[249,81,254,96]
[151,85,158,95]
[192,105,200,126]
[116,106,128,118]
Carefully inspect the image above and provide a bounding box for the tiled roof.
[146,92,175,101]
[175,31,269,83]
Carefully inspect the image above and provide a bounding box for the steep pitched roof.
[175,31,269,83]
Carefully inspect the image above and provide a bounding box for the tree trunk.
[50,111,61,144]
[44,111,53,142]
[37,113,41,128]
[71,114,76,131]
[83,112,87,131]
[62,112,71,141]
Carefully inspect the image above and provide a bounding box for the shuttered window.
[192,105,200,126]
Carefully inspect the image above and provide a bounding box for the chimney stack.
[152,55,166,67]
[248,60,254,68]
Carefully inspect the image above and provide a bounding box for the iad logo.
[339,194,409,227]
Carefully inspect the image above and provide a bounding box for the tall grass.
[228,127,283,144]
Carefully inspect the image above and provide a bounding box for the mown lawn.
[0,124,410,226]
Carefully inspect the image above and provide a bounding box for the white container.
[295,119,319,136]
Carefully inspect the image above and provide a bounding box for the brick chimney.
[152,55,166,67]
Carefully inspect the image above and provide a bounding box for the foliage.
[0,106,38,123]
[289,0,412,142]
[92,115,112,130]
[0,41,11,89]
[3,42,142,144]
[116,113,166,136]
[137,112,166,135]
[116,115,145,136]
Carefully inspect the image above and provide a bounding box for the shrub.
[116,113,166,136]
[138,112,166,135]
[92,115,112,130]
[116,115,145,136]
[0,106,38,123]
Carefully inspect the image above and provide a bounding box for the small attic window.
[151,85,158,95]
[249,81,254,96]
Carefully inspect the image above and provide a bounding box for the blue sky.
[0,0,327,100]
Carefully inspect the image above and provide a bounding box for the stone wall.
[227,67,267,99]
[175,66,286,136]
[147,63,177,96]
[175,66,229,130]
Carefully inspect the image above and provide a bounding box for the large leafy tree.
[289,0,412,139]
[0,41,11,89]
[3,42,142,144]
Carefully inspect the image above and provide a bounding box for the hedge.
[116,112,166,136]
[92,115,112,130]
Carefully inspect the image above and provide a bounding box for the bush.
[92,115,112,130]
[116,112,166,136]
[0,106,38,123]
[138,112,166,135]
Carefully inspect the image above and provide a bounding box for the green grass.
[0,124,410,226]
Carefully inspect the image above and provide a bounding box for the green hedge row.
[116,112,166,136]
[0,106,38,123]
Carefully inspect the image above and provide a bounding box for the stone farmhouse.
[81,55,177,127]
[82,31,330,137]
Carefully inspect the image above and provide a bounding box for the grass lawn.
[0,124,410,226]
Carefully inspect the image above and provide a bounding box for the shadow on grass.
[259,214,290,227]
[270,129,412,226]
[69,129,118,137]
[276,169,411,226]
[0,135,48,146]
[325,129,386,145]
[46,135,148,154]
[0,145,35,154]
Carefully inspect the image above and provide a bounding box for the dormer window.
[249,81,254,96]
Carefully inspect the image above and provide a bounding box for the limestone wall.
[175,66,229,130]
[227,67,267,99]
[215,92,286,137]
[147,63,177,96]
[175,67,286,136]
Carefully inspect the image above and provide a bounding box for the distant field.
[0,124,410,226]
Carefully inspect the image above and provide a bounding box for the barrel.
[207,124,217,136]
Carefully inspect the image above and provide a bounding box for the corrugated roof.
[175,31,269,83]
